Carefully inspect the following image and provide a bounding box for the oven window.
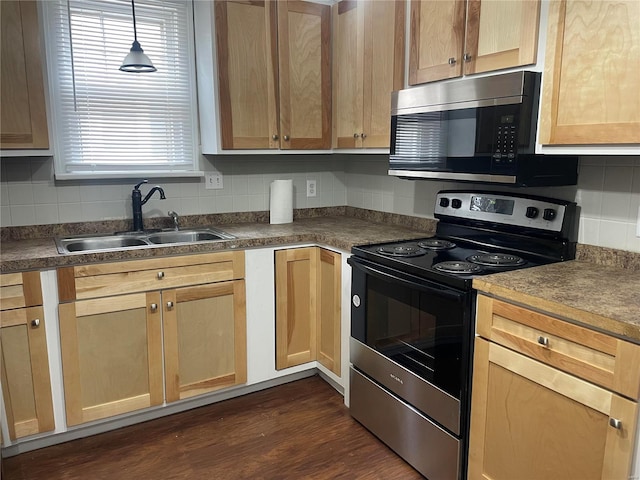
[365,275,464,398]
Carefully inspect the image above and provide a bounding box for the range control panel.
[434,191,570,232]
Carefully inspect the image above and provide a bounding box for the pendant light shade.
[120,0,156,73]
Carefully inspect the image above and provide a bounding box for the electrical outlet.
[307,179,316,197]
[205,172,223,190]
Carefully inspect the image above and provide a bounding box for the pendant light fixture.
[119,0,156,73]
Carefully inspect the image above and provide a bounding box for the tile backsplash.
[1,154,639,253]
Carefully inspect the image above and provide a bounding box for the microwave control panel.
[493,114,517,164]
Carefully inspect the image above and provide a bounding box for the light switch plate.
[205,173,223,190]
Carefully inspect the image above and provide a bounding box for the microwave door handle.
[351,260,466,303]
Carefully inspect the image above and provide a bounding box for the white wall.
[1,153,639,253]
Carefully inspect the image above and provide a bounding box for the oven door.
[348,255,472,436]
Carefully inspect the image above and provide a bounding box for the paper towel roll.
[270,179,293,224]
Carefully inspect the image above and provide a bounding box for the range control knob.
[543,208,557,221]
[525,206,539,219]
[451,199,462,209]
[439,197,450,208]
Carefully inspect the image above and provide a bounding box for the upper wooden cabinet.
[540,0,640,145]
[0,1,49,150]
[332,0,405,149]
[409,0,540,85]
[215,0,331,150]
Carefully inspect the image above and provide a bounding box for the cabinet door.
[362,0,405,148]
[275,247,317,369]
[469,338,639,480]
[1,307,54,439]
[215,0,279,149]
[333,0,364,148]
[163,281,247,403]
[0,1,49,149]
[278,1,331,149]
[408,0,466,85]
[58,293,164,426]
[540,0,640,145]
[316,249,341,376]
[463,0,540,75]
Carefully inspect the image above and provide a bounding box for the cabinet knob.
[157,271,165,279]
[361,133,367,139]
[283,135,290,141]
[272,134,279,140]
[537,336,549,347]
[448,57,457,65]
[150,303,158,312]
[354,133,359,139]
[31,318,40,328]
[463,53,472,62]
[609,418,622,429]
[166,301,174,309]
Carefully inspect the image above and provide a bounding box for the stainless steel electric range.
[348,190,578,480]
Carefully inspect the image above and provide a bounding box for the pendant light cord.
[131,0,138,42]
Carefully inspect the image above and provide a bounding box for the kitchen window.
[42,0,200,179]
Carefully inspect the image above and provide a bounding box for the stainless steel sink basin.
[63,236,149,253]
[146,229,235,245]
[55,228,235,254]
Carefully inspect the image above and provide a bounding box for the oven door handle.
[351,259,466,303]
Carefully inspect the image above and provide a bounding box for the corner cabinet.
[332,0,405,149]
[409,0,540,85]
[214,0,331,150]
[540,0,640,145]
[274,247,341,375]
[57,252,247,426]
[0,1,49,150]
[0,271,55,440]
[469,295,640,480]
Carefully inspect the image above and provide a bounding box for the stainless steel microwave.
[389,71,578,186]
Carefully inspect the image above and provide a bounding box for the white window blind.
[43,0,200,178]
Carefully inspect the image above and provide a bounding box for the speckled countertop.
[3,207,640,343]
[474,261,640,343]
[0,209,435,272]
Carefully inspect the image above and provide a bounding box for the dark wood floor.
[3,376,423,479]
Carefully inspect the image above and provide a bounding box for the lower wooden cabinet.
[164,281,247,402]
[58,293,164,426]
[57,252,247,426]
[0,272,55,440]
[469,295,640,480]
[275,247,341,375]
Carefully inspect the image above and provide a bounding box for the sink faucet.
[168,211,180,231]
[132,180,166,231]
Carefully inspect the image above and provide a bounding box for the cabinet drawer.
[58,251,245,301]
[0,271,42,310]
[477,295,640,400]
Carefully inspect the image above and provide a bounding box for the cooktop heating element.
[467,253,525,267]
[418,239,456,250]
[377,245,427,257]
[433,261,482,274]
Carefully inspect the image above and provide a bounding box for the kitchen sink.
[146,229,235,244]
[55,228,235,254]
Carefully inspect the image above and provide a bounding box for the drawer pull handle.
[150,303,158,312]
[166,301,174,309]
[537,336,549,347]
[157,271,165,279]
[31,319,40,328]
[609,418,622,430]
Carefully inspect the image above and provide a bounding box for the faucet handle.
[168,211,179,230]
[134,179,148,190]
